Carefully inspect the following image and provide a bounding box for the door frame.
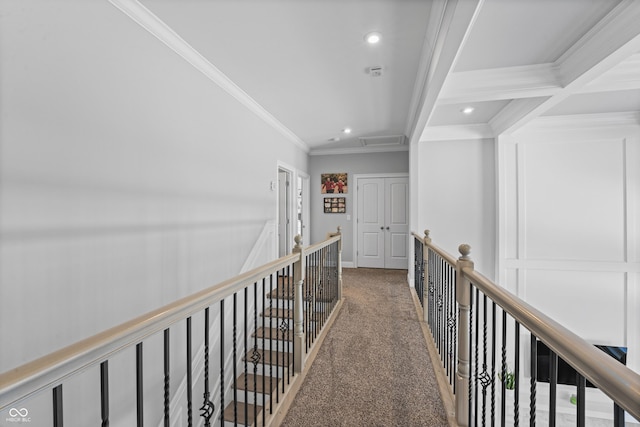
[353,173,409,268]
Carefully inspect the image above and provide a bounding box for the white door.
[384,177,409,269]
[357,178,385,268]
[357,176,409,269]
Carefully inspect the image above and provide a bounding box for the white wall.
[498,119,640,374]
[309,151,409,265]
[415,138,497,277]
[0,1,307,424]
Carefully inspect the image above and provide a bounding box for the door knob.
[386,227,390,230]
[380,226,384,230]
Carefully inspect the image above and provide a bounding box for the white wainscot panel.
[521,139,626,262]
[525,270,626,345]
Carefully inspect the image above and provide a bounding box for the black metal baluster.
[275,272,280,405]
[613,403,624,427]
[444,261,450,378]
[220,300,225,427]
[269,273,274,413]
[286,265,291,385]
[468,283,474,427]
[500,310,506,427]
[186,317,193,427]
[244,287,248,426]
[53,384,63,427]
[201,308,214,427]
[100,360,109,427]
[474,287,480,427]
[261,278,266,426]
[253,280,259,427]
[491,302,496,427]
[577,373,586,427]
[233,293,238,425]
[164,328,170,427]
[529,334,536,427]
[514,322,520,427]
[549,350,558,427]
[481,294,488,427]
[437,257,442,357]
[136,343,144,427]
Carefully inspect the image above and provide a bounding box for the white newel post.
[455,244,473,426]
[293,235,305,373]
[423,229,431,321]
[326,226,343,301]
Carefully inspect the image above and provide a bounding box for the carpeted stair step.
[243,349,292,368]
[235,373,280,395]
[223,401,262,427]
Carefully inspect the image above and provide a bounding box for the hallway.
[281,268,450,427]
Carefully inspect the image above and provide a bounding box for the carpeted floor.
[280,268,449,427]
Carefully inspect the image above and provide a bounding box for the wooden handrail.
[464,268,640,421]
[412,229,640,423]
[0,247,305,410]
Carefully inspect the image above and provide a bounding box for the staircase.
[222,275,295,426]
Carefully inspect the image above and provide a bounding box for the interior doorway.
[355,174,409,269]
[278,168,291,257]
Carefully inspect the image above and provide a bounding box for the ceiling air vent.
[359,135,406,147]
[368,66,383,77]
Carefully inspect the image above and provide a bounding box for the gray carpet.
[280,268,449,427]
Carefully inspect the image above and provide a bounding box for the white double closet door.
[356,176,408,269]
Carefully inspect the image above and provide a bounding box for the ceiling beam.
[439,63,561,105]
[406,0,484,145]
[490,0,640,136]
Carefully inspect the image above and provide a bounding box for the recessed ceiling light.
[365,32,381,44]
[461,106,475,114]
[343,128,352,134]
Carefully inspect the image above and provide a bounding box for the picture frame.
[321,173,348,194]
[324,197,346,213]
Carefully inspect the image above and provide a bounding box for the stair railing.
[413,230,640,427]
[0,228,342,427]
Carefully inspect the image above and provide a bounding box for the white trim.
[491,0,640,135]
[108,0,309,153]
[439,63,561,104]
[405,0,484,145]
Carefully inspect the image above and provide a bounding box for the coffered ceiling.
[118,0,640,154]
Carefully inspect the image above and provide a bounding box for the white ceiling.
[130,0,640,154]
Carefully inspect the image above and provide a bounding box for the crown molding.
[109,0,309,153]
[419,123,494,142]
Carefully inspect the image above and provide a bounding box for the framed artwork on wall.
[321,173,348,194]
[324,197,346,213]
